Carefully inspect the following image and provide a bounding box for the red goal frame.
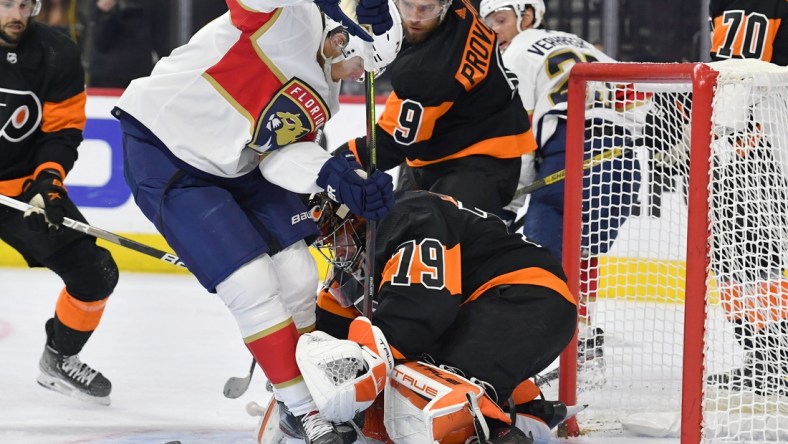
[559,63,719,443]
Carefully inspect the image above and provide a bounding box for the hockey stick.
[223,358,257,399]
[362,26,377,319]
[509,146,627,231]
[511,145,627,201]
[0,194,186,268]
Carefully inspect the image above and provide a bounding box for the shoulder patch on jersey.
[250,78,329,152]
[0,88,42,143]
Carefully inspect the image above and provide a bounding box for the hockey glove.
[21,169,68,234]
[316,155,393,220]
[356,0,393,36]
[314,0,373,42]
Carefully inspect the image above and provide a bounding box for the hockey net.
[556,60,788,443]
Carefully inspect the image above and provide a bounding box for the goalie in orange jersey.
[279,190,580,444]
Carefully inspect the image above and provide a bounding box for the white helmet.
[479,0,545,30]
[335,0,403,82]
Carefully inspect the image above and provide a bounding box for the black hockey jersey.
[346,0,536,170]
[710,0,788,66]
[0,22,85,195]
[316,190,574,360]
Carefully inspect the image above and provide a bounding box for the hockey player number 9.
[393,99,425,145]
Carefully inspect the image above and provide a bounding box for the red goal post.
[558,61,788,443]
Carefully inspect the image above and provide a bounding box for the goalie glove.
[296,327,392,423]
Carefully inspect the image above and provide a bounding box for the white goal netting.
[558,60,788,443]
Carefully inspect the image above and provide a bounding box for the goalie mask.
[309,193,367,309]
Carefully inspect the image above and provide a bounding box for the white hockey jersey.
[503,29,614,147]
[115,0,340,179]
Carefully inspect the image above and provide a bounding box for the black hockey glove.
[315,0,372,42]
[315,0,392,42]
[21,170,69,234]
[357,0,392,36]
[316,155,394,220]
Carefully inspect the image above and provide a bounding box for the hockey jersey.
[502,29,614,147]
[347,0,536,171]
[114,0,340,179]
[710,0,788,66]
[0,22,86,195]
[316,190,574,360]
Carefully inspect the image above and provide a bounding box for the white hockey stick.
[0,194,186,268]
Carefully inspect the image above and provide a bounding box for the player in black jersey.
[710,0,788,66]
[0,0,118,405]
[292,191,576,442]
[341,0,537,219]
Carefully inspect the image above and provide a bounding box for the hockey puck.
[246,400,266,417]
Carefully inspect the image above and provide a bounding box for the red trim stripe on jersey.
[204,6,283,127]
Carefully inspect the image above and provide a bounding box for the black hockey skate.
[707,361,788,397]
[277,401,357,444]
[577,327,605,363]
[488,426,534,444]
[37,344,112,405]
[466,420,534,444]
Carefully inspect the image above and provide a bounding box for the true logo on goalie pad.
[384,361,510,444]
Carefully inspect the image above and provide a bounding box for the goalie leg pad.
[384,361,510,444]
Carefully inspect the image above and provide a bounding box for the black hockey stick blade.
[0,194,186,268]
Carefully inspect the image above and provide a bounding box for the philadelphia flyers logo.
[0,88,42,143]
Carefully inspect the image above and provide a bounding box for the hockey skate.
[577,326,606,389]
[487,426,534,444]
[37,344,112,405]
[277,401,356,444]
[707,358,788,397]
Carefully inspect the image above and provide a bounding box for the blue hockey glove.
[316,156,394,220]
[356,0,393,36]
[314,0,373,42]
[20,170,69,234]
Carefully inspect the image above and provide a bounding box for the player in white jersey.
[481,0,640,267]
[113,1,399,442]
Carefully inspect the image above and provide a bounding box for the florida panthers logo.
[265,111,309,146]
[1,88,42,143]
[250,78,329,153]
